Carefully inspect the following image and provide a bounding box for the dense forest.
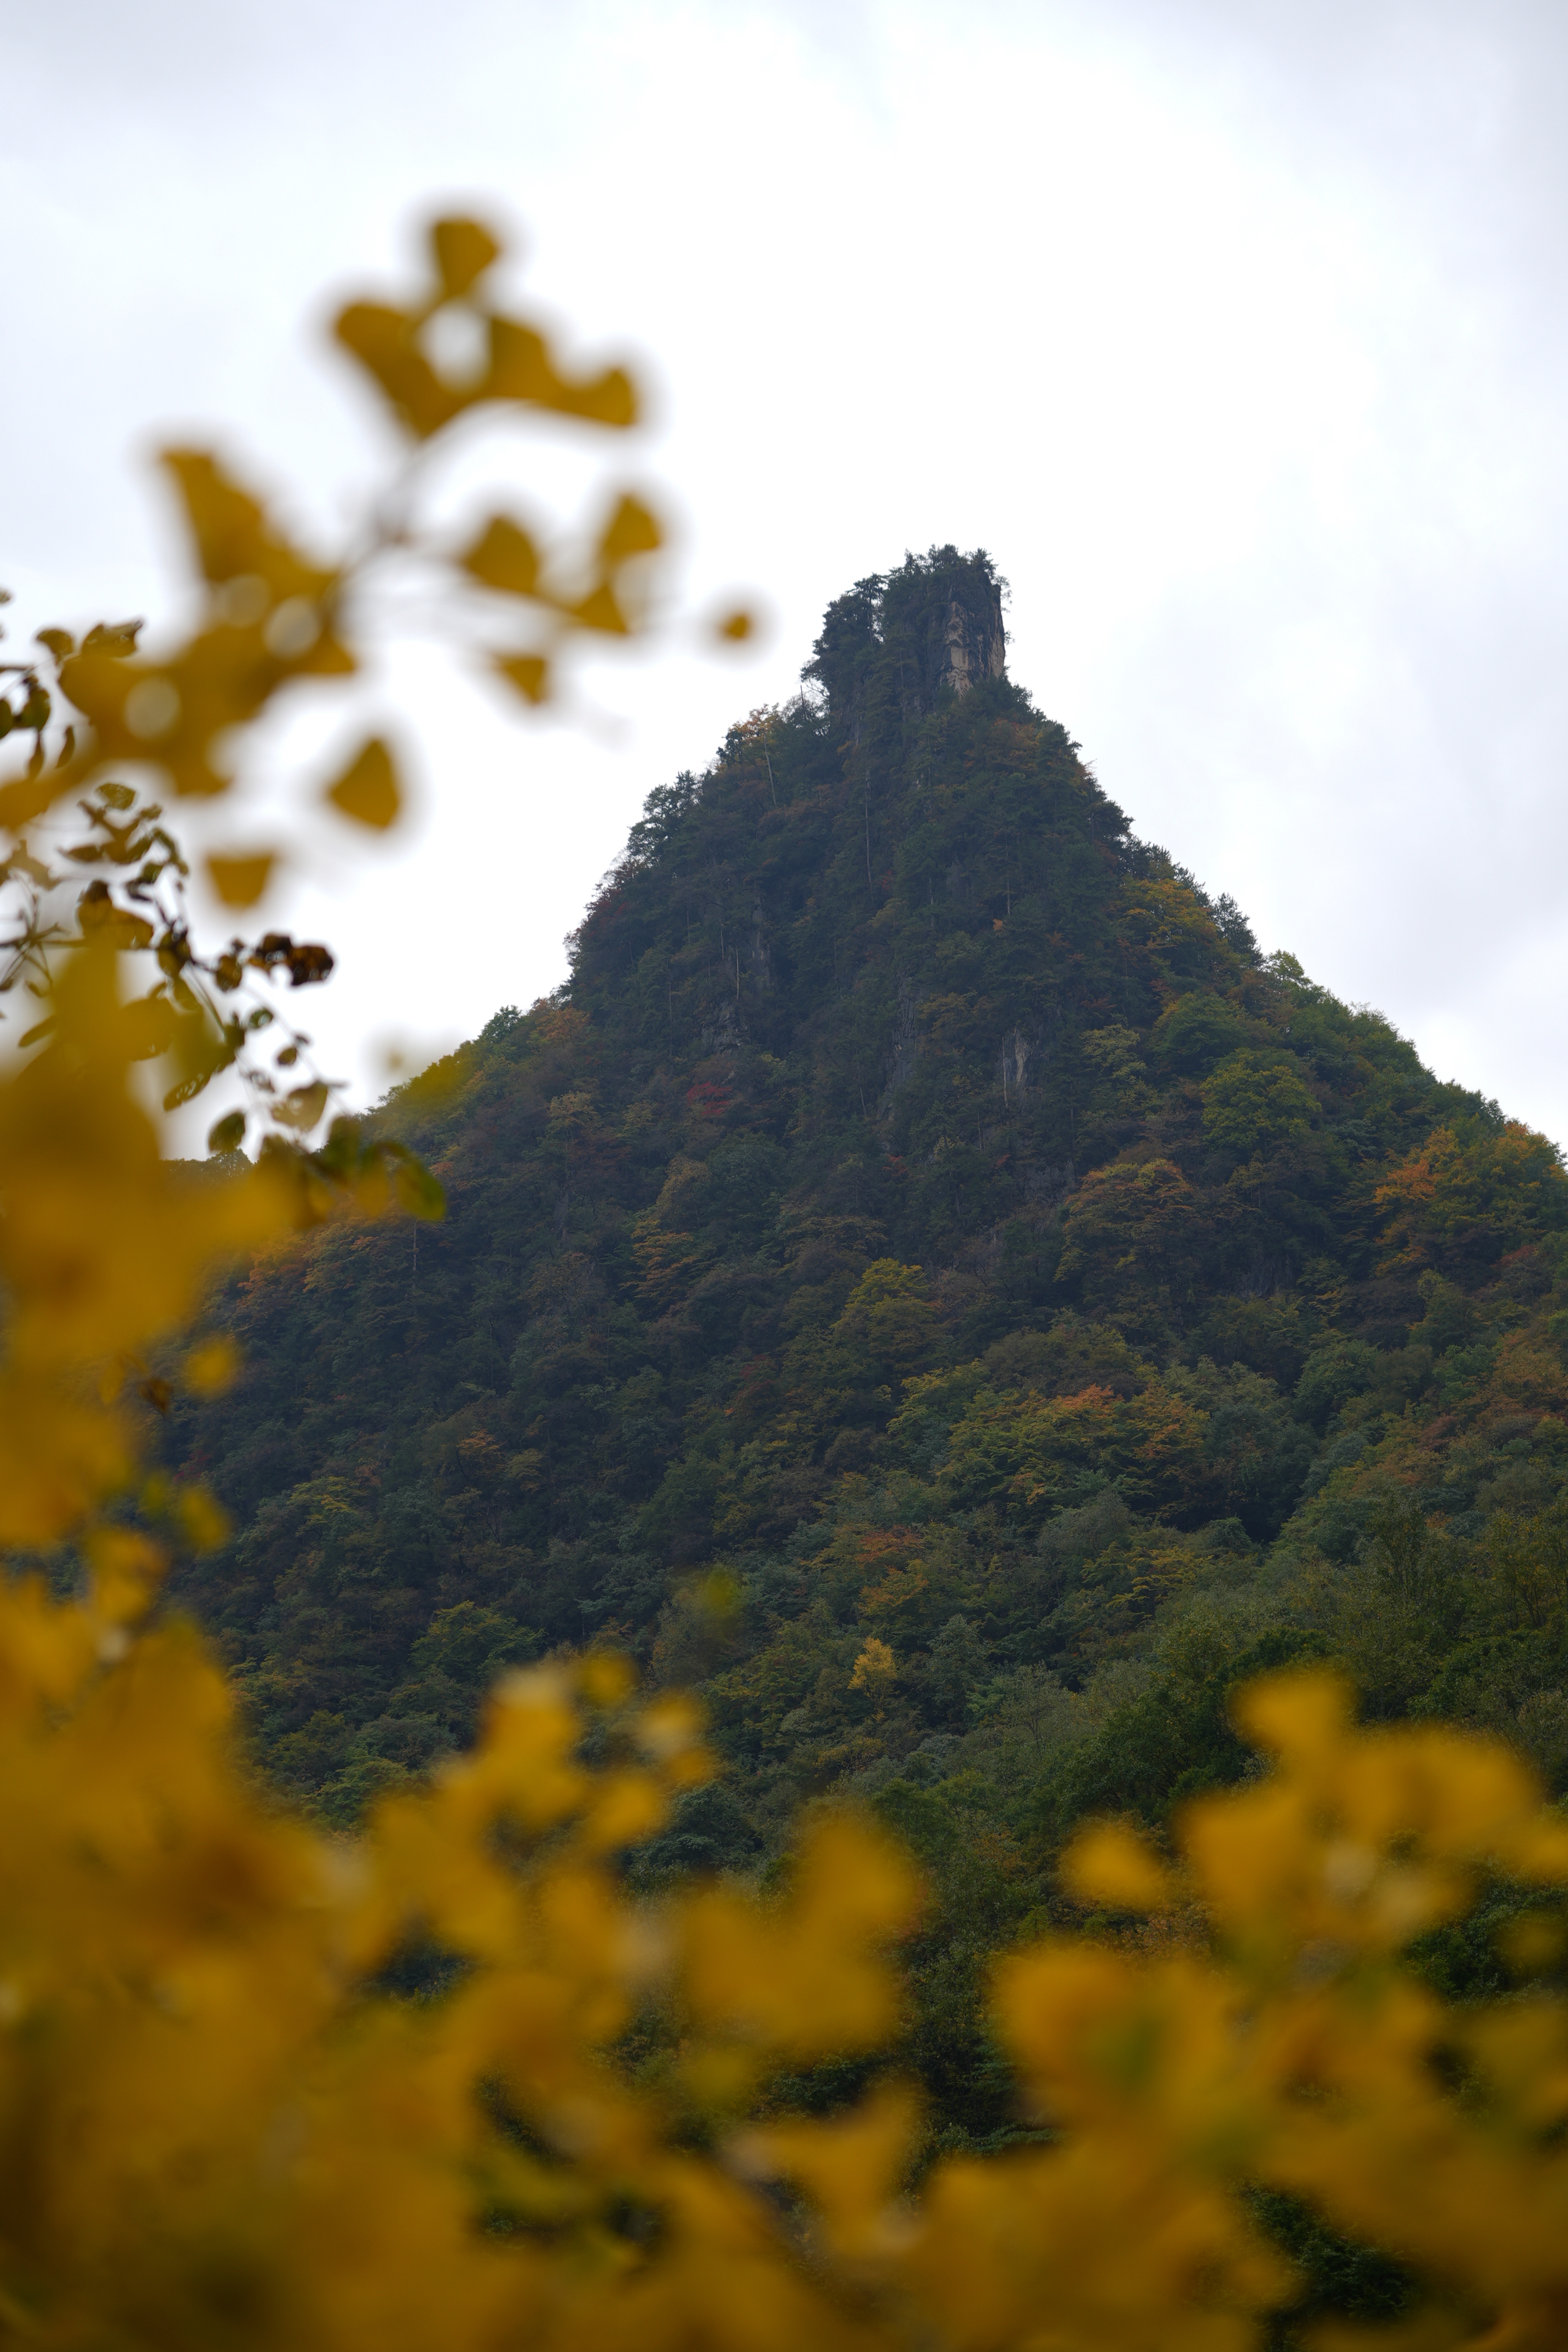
[169,545,1568,2148]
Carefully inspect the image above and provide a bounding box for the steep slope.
[170,546,1568,1930]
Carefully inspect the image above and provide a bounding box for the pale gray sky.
[5,0,1567,1138]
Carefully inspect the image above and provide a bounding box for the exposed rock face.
[804,546,1008,730]
[925,581,1007,703]
[1000,1027,1031,1098]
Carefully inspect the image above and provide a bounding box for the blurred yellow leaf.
[273,1080,330,1133]
[335,299,459,438]
[461,514,541,597]
[77,880,152,950]
[485,314,638,427]
[60,604,351,802]
[569,582,629,636]
[162,448,336,606]
[173,1483,231,1552]
[738,2082,921,2259]
[325,736,401,829]
[183,1334,241,1396]
[81,1524,167,1627]
[81,618,143,657]
[636,1693,706,1762]
[683,1817,918,2061]
[1230,1667,1351,1766]
[494,652,550,705]
[430,216,501,301]
[579,1651,637,1708]
[335,219,640,440]
[118,990,178,1063]
[390,1153,446,1221]
[0,1373,135,1549]
[206,850,277,906]
[162,1006,243,1110]
[597,492,662,564]
[1060,1822,1178,1914]
[0,942,292,1544]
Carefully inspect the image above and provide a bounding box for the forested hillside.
[170,545,1568,2137]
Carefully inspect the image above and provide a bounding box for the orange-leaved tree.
[5,216,1568,2352]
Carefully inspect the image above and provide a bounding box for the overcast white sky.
[5,0,1567,1142]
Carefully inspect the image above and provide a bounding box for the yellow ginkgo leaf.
[460,514,542,597]
[76,880,153,950]
[118,991,178,1063]
[335,299,481,440]
[206,851,277,908]
[1059,1821,1178,1914]
[1231,1666,1352,1765]
[272,1080,330,1133]
[325,736,401,830]
[162,449,336,604]
[0,1374,135,1550]
[735,2082,920,2259]
[183,1334,241,1396]
[570,582,629,636]
[579,1651,637,1708]
[597,492,662,564]
[173,1483,231,1553]
[430,216,501,303]
[485,314,639,426]
[494,652,550,705]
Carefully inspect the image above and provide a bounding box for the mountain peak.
[804,547,1008,732]
[170,557,1568,2018]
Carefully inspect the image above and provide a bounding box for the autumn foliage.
[5,1566,1568,2349]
